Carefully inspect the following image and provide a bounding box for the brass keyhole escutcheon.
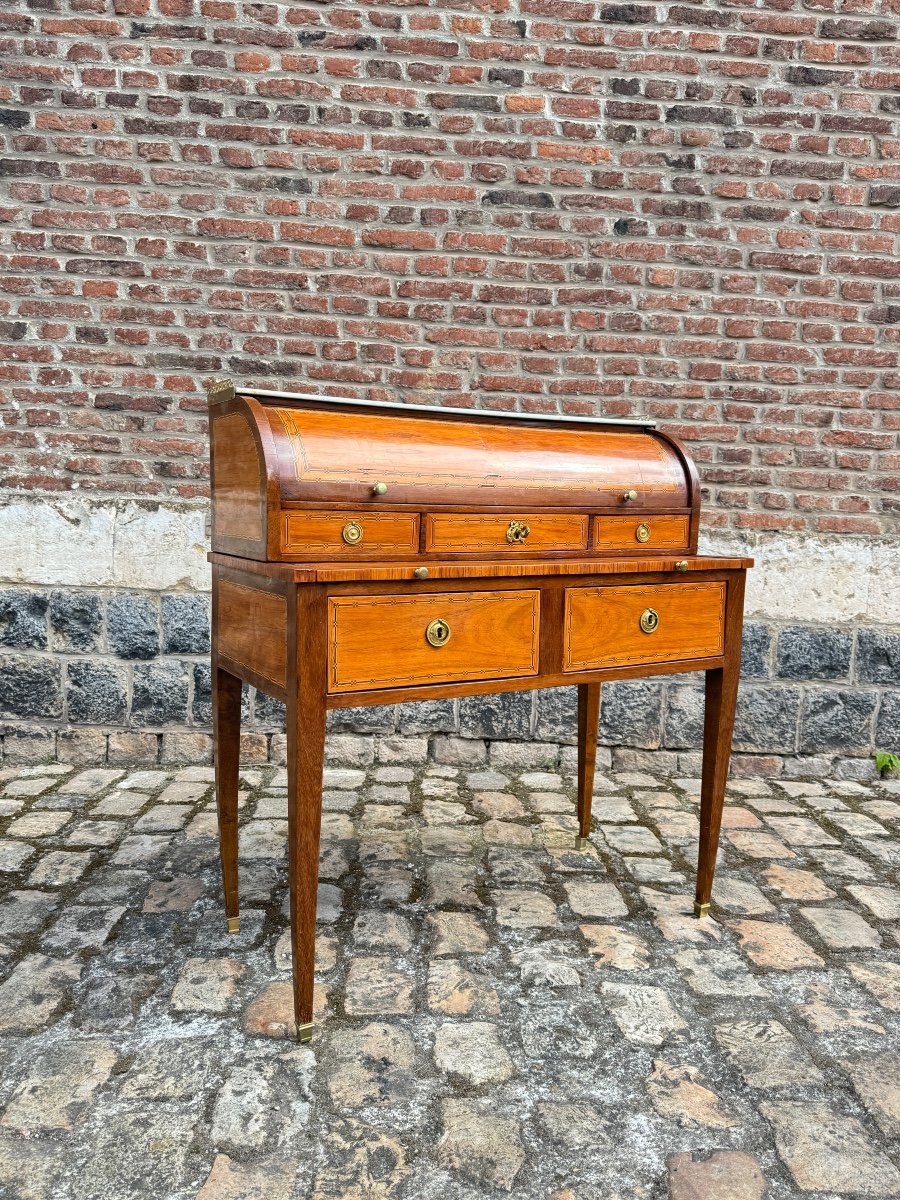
[635,523,651,543]
[506,520,530,544]
[342,520,363,546]
[639,608,660,635]
[426,618,451,648]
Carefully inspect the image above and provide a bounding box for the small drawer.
[327,590,540,693]
[281,511,418,556]
[593,514,689,552]
[564,581,725,672]
[425,513,588,553]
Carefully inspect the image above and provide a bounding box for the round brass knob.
[372,481,388,496]
[341,520,363,545]
[426,618,451,648]
[675,560,688,573]
[635,523,651,543]
[623,489,638,502]
[639,608,660,635]
[414,567,429,579]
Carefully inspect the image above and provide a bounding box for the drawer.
[281,511,418,556]
[425,513,588,553]
[327,590,540,693]
[564,581,725,671]
[593,514,689,552]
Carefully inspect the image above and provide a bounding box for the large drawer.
[425,513,588,553]
[564,581,725,671]
[281,511,418,556]
[327,590,540,693]
[593,514,689,552]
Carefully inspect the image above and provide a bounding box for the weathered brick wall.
[1,0,899,524]
[0,0,898,769]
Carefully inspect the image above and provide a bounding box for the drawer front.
[328,590,540,693]
[564,581,725,671]
[425,513,588,554]
[281,511,418,556]
[593,514,689,552]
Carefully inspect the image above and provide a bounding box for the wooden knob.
[372,481,388,496]
[623,489,638,502]
[414,567,429,579]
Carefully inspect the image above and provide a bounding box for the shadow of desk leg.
[695,571,746,917]
[287,585,327,1042]
[576,682,601,846]
[213,663,242,932]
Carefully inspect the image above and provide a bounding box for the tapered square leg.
[576,683,601,845]
[286,587,328,1039]
[695,575,745,916]
[213,663,242,931]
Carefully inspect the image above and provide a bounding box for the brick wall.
[0,0,898,770]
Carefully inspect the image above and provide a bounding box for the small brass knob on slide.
[675,560,689,573]
[372,481,388,496]
[623,489,638,502]
[414,567,429,579]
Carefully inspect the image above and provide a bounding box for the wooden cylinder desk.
[206,379,752,1042]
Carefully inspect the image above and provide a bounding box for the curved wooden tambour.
[208,385,700,562]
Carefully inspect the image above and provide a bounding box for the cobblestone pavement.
[0,752,898,1200]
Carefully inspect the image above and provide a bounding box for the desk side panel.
[214,572,289,698]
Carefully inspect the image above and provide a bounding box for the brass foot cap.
[694,902,711,919]
[576,836,589,851]
[227,916,240,934]
[297,1022,314,1044]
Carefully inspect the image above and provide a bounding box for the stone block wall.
[0,577,896,779]
[0,0,898,770]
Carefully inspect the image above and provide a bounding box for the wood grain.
[577,682,601,840]
[287,584,328,1033]
[281,511,418,556]
[212,665,242,926]
[593,514,689,551]
[212,411,265,544]
[327,589,540,693]
[696,572,746,913]
[269,405,689,508]
[425,512,588,553]
[206,552,755,584]
[217,578,287,688]
[564,581,726,672]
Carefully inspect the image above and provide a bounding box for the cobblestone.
[0,756,897,1198]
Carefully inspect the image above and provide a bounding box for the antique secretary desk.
[206,378,752,1041]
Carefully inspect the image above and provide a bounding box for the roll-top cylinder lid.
[239,390,692,510]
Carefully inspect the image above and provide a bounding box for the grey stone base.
[0,587,897,775]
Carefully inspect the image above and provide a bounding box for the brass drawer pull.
[635,523,651,543]
[372,481,388,496]
[414,566,429,579]
[639,608,660,635]
[342,520,363,545]
[623,489,638,502]
[506,520,530,544]
[675,560,688,573]
[425,618,451,648]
